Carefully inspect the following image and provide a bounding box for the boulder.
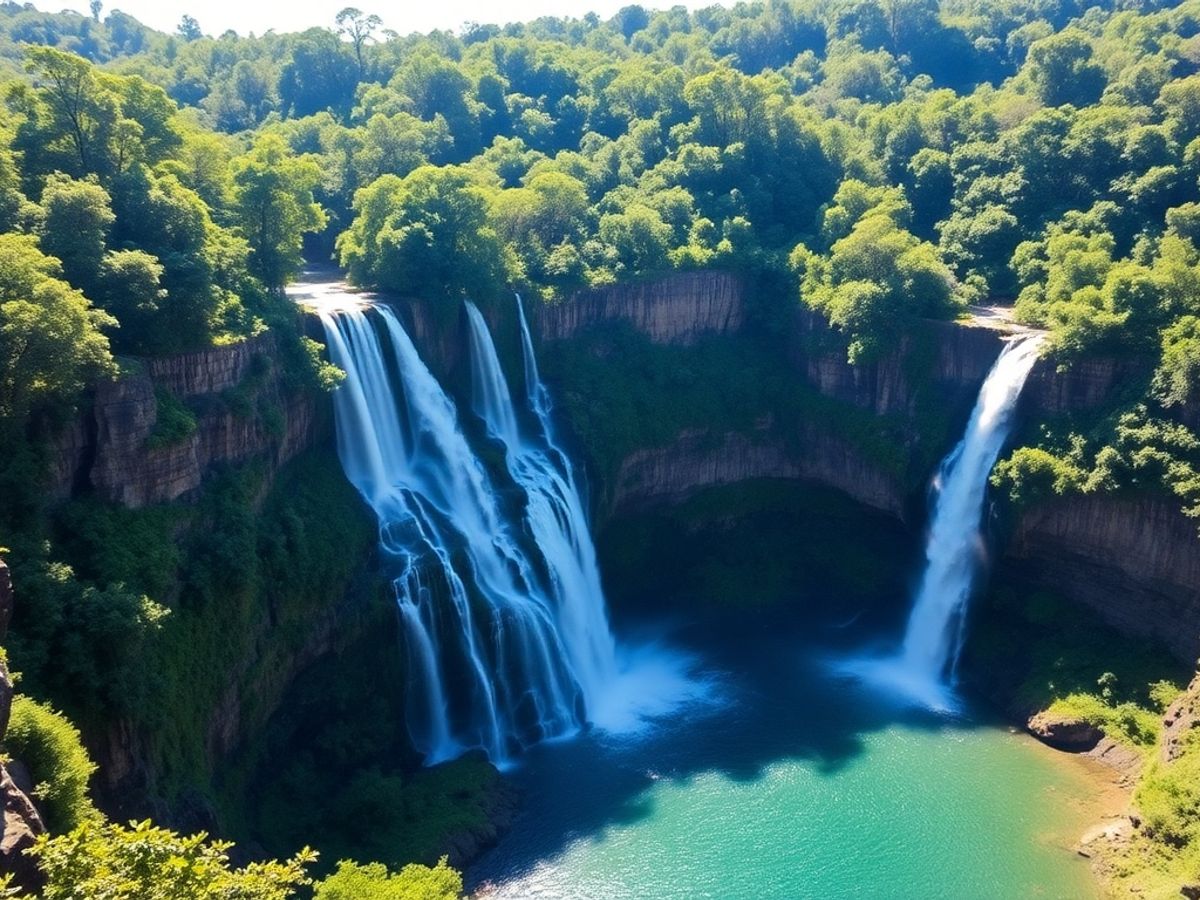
[1027,711,1104,751]
[0,765,43,892]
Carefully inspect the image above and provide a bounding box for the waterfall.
[319,304,590,764]
[464,300,618,706]
[898,333,1044,688]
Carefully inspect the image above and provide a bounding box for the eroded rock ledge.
[538,271,745,344]
[48,334,319,508]
[611,426,903,519]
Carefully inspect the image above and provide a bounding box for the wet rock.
[1027,711,1104,751]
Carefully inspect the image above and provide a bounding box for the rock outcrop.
[1027,710,1105,751]
[48,334,319,508]
[1160,672,1200,763]
[611,425,903,518]
[0,559,10,650]
[1008,495,1200,664]
[538,271,746,345]
[0,558,45,893]
[791,308,1004,418]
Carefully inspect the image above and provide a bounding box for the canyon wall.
[1006,495,1200,663]
[610,424,904,519]
[48,334,321,508]
[537,271,746,344]
[535,271,1200,662]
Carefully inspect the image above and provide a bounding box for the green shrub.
[1137,730,1200,849]
[5,696,98,833]
[314,858,462,900]
[29,819,315,900]
[146,387,197,449]
[1045,692,1161,748]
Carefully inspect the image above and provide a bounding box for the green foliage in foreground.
[1044,687,1172,750]
[314,858,462,900]
[3,696,98,834]
[5,448,375,804]
[1088,702,1200,898]
[28,820,315,900]
[18,815,465,900]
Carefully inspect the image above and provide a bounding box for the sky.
[34,0,716,38]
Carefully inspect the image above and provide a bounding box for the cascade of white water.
[463,300,618,706]
[898,333,1044,685]
[319,304,588,764]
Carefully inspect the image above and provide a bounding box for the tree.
[337,166,509,301]
[335,8,382,77]
[0,234,115,421]
[89,0,102,23]
[231,135,326,289]
[96,249,166,351]
[177,15,202,41]
[278,29,358,119]
[797,213,961,362]
[36,174,114,296]
[18,47,110,177]
[13,49,181,184]
[599,203,672,275]
[1025,30,1105,108]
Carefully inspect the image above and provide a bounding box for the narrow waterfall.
[319,304,590,764]
[463,300,618,706]
[898,333,1044,687]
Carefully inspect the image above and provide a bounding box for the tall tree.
[231,135,326,289]
[335,7,381,77]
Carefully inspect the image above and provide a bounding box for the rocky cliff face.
[532,271,1200,664]
[48,334,319,508]
[1007,495,1200,663]
[0,558,45,893]
[611,424,904,518]
[538,271,746,344]
[791,308,1003,418]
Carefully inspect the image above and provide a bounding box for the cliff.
[1007,495,1200,663]
[531,271,1200,663]
[791,307,1003,418]
[538,271,746,344]
[0,558,45,893]
[48,334,320,509]
[610,424,904,518]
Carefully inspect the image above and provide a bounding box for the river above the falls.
[467,621,1110,900]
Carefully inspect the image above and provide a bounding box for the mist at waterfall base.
[316,287,709,764]
[839,334,1045,713]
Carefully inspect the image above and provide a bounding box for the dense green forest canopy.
[2,0,1200,392]
[0,0,1197,523]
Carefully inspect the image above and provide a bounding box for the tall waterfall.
[898,334,1044,689]
[319,304,595,764]
[464,300,618,705]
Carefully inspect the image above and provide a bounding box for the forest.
[0,0,1199,895]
